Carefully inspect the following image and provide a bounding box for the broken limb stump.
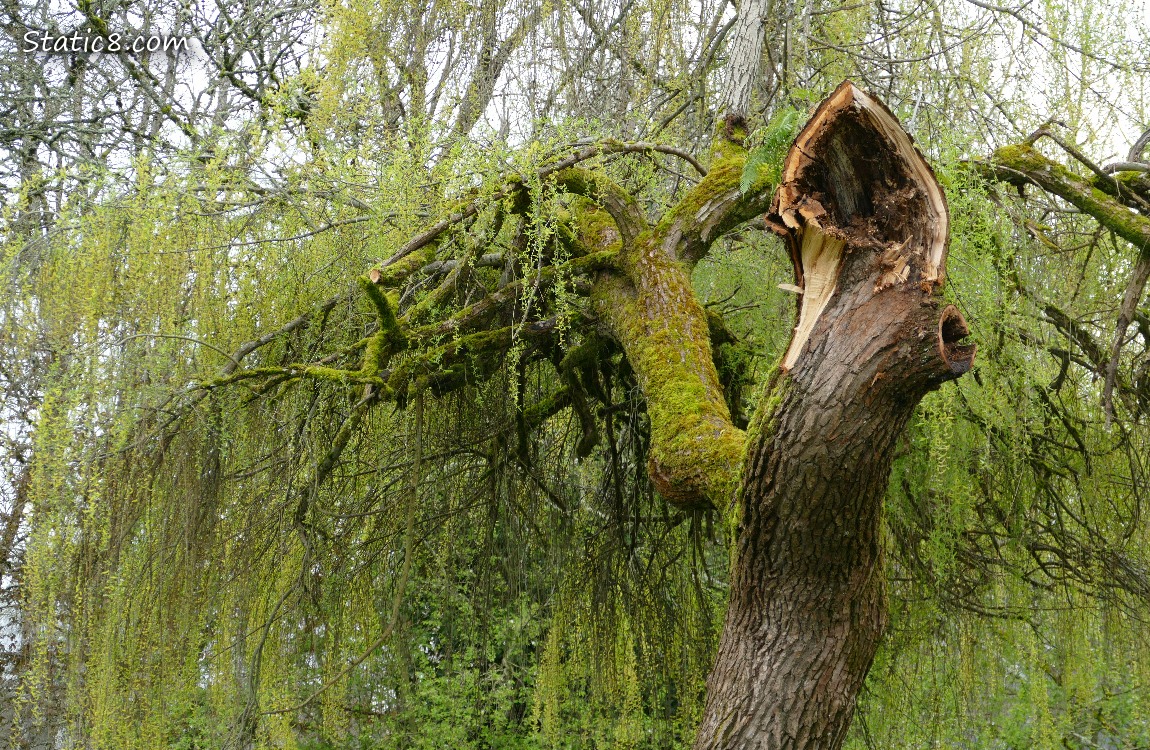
[694,82,974,750]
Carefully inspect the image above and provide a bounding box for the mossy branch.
[406,250,617,343]
[401,209,507,326]
[1093,169,1150,208]
[367,245,438,287]
[981,142,1150,420]
[980,143,1150,251]
[387,318,559,402]
[553,167,649,246]
[593,250,746,510]
[201,279,408,395]
[357,275,406,353]
[654,140,780,267]
[378,139,710,270]
[546,134,786,510]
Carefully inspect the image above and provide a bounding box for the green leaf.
[740,108,802,195]
[739,148,771,194]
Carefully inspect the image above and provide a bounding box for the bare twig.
[1103,252,1150,424]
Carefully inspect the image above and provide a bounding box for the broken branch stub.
[769,81,958,373]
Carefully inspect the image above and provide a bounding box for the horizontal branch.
[387,318,560,401]
[378,140,709,270]
[979,143,1150,250]
[1104,161,1150,175]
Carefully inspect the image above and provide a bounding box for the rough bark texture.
[694,82,974,750]
[719,0,771,119]
[543,82,970,747]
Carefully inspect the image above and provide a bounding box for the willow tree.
[217,75,972,747]
[5,0,1150,747]
[143,78,972,748]
[6,68,976,750]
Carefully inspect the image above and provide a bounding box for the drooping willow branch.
[379,139,707,270]
[264,392,425,716]
[198,246,616,405]
[194,125,779,512]
[117,333,243,367]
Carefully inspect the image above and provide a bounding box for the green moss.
[368,246,436,287]
[201,278,408,394]
[713,119,749,161]
[558,332,609,372]
[349,276,408,381]
[1112,170,1150,190]
[387,324,520,399]
[521,386,572,426]
[571,201,623,252]
[360,331,387,375]
[555,167,647,245]
[548,159,756,507]
[993,144,1150,248]
[654,154,745,239]
[596,257,746,509]
[299,363,385,386]
[740,169,778,199]
[992,143,1048,172]
[357,275,406,351]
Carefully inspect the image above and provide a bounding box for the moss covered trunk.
[692,83,973,749]
[593,238,746,508]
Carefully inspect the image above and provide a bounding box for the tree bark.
[694,82,974,750]
[561,153,776,510]
[720,0,772,120]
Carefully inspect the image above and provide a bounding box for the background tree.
[1,0,1149,747]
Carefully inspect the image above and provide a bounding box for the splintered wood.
[769,82,949,371]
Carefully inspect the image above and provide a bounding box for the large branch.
[376,139,707,272]
[568,189,748,511]
[572,123,801,509]
[199,137,762,513]
[980,140,1150,420]
[554,168,649,246]
[653,138,777,266]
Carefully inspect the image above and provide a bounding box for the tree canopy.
[1,0,1149,747]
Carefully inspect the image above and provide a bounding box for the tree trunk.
[694,82,974,750]
[720,0,772,120]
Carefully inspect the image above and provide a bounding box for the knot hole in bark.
[722,113,748,145]
[938,304,976,376]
